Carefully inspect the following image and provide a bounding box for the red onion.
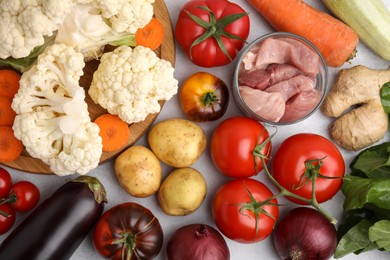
[273,207,337,260]
[166,223,230,260]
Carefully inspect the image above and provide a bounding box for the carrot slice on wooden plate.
[0,97,16,126]
[136,17,165,50]
[94,114,131,152]
[0,126,23,163]
[0,70,21,99]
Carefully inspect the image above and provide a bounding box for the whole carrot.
[246,0,359,67]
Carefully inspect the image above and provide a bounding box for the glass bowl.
[232,32,328,125]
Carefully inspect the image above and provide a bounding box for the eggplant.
[0,175,107,260]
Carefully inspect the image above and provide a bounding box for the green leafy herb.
[334,219,378,258]
[342,175,390,211]
[350,142,390,179]
[380,82,390,113]
[369,220,390,251]
[335,142,390,257]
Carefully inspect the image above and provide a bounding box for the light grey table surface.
[1,1,390,259]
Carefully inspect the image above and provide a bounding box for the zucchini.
[322,0,390,61]
[0,176,107,260]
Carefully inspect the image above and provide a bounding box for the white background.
[2,0,390,259]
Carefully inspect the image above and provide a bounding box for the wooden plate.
[2,0,176,174]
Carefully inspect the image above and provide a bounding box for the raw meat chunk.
[265,75,316,100]
[239,64,304,90]
[280,89,321,122]
[251,37,320,74]
[242,46,260,70]
[238,69,270,90]
[268,64,304,85]
[239,86,285,122]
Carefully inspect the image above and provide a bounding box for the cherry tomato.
[0,203,16,234]
[9,181,40,212]
[212,178,279,243]
[180,72,229,122]
[210,116,272,178]
[93,202,163,260]
[0,167,12,198]
[175,0,250,67]
[271,133,345,204]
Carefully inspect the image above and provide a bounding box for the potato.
[114,145,162,198]
[148,118,207,168]
[158,167,207,216]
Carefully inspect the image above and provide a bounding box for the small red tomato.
[9,181,40,212]
[0,203,16,234]
[210,116,272,178]
[0,167,12,198]
[180,72,229,122]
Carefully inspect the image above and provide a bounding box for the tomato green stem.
[260,156,338,224]
[112,231,136,260]
[184,5,248,60]
[253,130,338,225]
[0,193,17,205]
[111,215,157,260]
[233,180,280,240]
[201,92,219,107]
[252,129,275,173]
[0,209,10,217]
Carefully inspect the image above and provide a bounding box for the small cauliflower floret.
[12,43,102,176]
[43,0,75,27]
[89,45,178,124]
[96,0,154,33]
[55,0,155,60]
[0,0,75,59]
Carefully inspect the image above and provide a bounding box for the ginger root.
[321,65,390,151]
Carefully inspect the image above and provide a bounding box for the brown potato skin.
[148,118,207,168]
[115,145,162,198]
[158,167,207,216]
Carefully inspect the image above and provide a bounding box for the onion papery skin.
[273,207,337,260]
[166,223,230,260]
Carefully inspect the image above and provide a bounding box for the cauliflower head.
[0,0,155,61]
[11,43,103,176]
[88,45,178,124]
[0,0,75,59]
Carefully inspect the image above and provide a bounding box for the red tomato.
[180,72,229,122]
[93,202,163,260]
[210,116,272,178]
[9,181,40,212]
[212,178,279,243]
[0,203,16,234]
[0,167,12,198]
[271,133,345,204]
[175,0,250,67]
